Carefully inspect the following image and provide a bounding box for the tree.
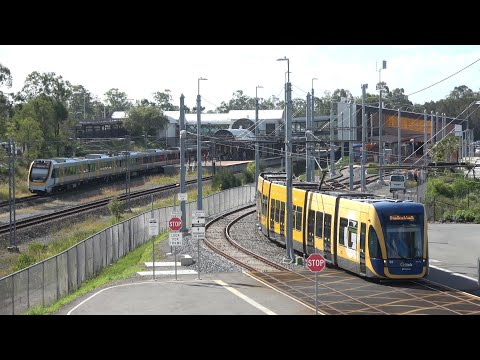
[17,71,72,102]
[215,90,254,112]
[104,88,131,111]
[10,116,43,161]
[126,105,167,139]
[0,63,13,139]
[11,95,58,157]
[108,196,124,223]
[153,90,179,111]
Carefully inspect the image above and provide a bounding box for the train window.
[324,214,332,242]
[275,200,280,223]
[368,225,382,258]
[315,211,323,239]
[52,169,58,178]
[339,218,348,246]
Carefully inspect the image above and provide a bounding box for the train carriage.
[257,172,428,280]
[28,148,182,194]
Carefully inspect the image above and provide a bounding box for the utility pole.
[180,95,187,233]
[285,79,294,262]
[398,108,401,167]
[310,77,317,182]
[306,92,312,182]
[125,135,131,211]
[255,85,263,195]
[424,110,427,168]
[197,77,207,211]
[349,102,354,191]
[361,84,367,192]
[8,139,18,252]
[377,60,387,185]
[330,105,336,177]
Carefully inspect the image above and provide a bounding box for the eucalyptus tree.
[104,88,132,111]
[0,63,13,139]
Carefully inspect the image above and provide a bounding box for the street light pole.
[377,60,387,185]
[255,85,263,197]
[197,77,207,211]
[180,95,186,233]
[277,56,294,262]
[309,77,317,182]
[361,84,367,192]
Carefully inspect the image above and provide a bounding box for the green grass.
[26,232,169,315]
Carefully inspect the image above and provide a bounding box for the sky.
[1,45,479,112]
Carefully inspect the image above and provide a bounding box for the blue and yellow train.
[257,172,429,279]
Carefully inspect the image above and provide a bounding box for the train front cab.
[302,193,428,280]
[368,202,428,279]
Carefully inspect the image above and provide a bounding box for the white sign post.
[149,218,159,281]
[192,210,206,280]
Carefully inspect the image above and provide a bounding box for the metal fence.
[0,185,255,315]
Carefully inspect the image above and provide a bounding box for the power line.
[407,57,480,97]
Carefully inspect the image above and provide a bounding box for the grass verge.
[26,232,168,315]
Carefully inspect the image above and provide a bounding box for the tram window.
[280,202,285,223]
[360,223,366,252]
[52,169,58,178]
[348,220,358,249]
[270,199,275,223]
[294,206,302,231]
[263,195,268,215]
[308,210,315,241]
[315,211,323,238]
[324,214,332,242]
[275,200,280,223]
[339,218,348,246]
[368,225,382,258]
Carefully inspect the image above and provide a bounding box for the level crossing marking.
[214,279,277,315]
[243,271,325,315]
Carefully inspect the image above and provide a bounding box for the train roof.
[260,172,421,205]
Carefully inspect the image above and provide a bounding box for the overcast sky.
[1,45,479,111]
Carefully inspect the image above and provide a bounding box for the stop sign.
[168,217,182,231]
[306,253,326,272]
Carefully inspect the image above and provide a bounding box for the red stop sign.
[168,217,182,231]
[306,253,326,272]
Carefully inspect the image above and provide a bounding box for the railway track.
[204,206,287,272]
[0,194,42,209]
[208,209,480,315]
[0,176,212,236]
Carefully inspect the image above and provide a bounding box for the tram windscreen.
[30,162,50,182]
[385,223,423,259]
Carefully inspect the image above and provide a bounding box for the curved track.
[207,209,480,315]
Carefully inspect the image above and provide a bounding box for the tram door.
[306,210,315,255]
[359,223,366,275]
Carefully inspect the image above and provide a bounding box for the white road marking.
[67,281,155,315]
[137,270,197,276]
[214,279,277,315]
[429,265,478,282]
[243,271,324,315]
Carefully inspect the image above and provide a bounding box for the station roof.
[214,129,256,140]
[164,109,284,126]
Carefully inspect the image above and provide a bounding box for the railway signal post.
[307,253,326,315]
